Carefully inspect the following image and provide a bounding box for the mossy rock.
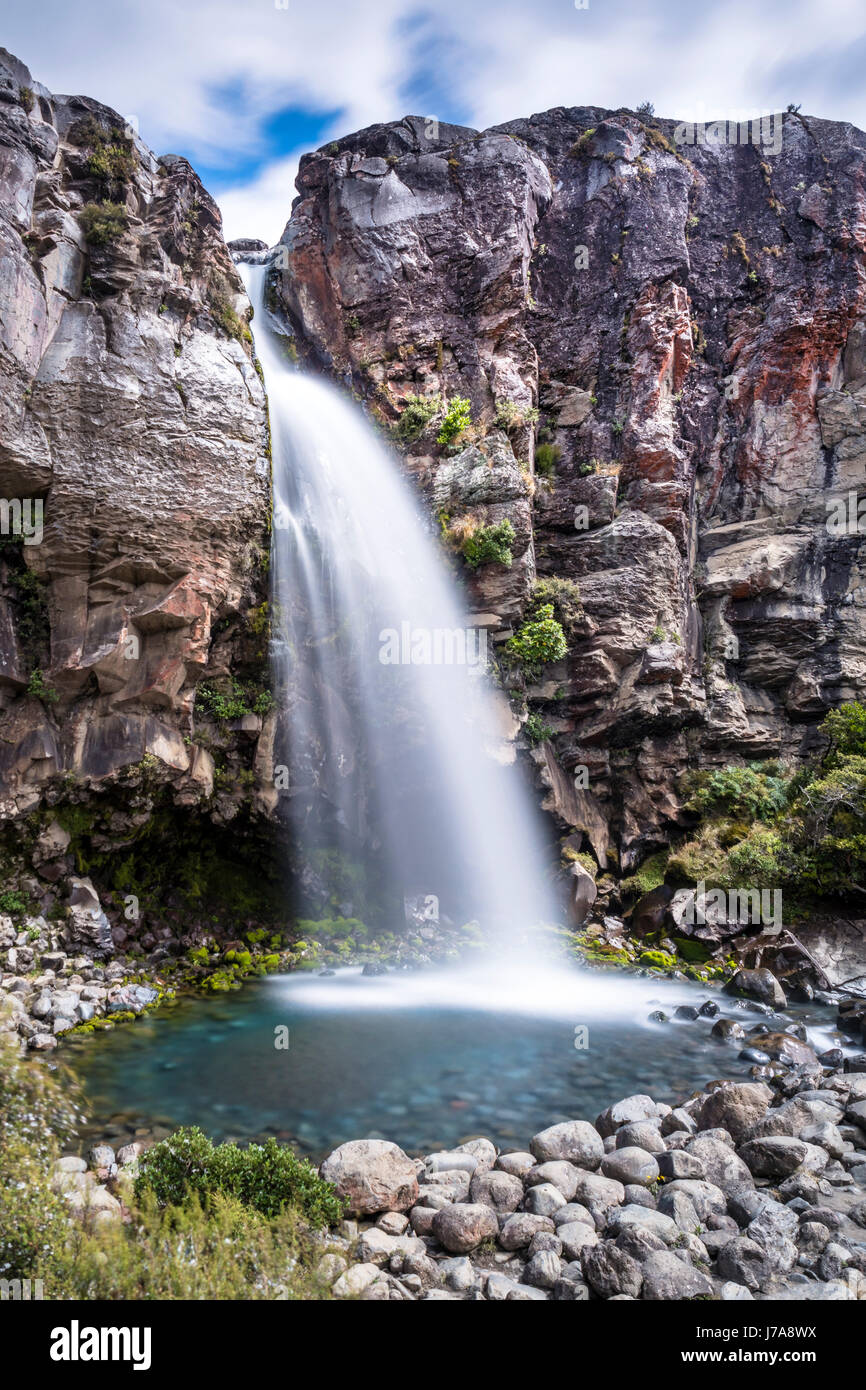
[639,949,677,970]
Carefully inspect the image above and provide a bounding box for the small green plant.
[394,393,442,442]
[78,200,128,246]
[462,518,515,570]
[19,86,34,113]
[135,1127,344,1227]
[0,890,28,917]
[534,442,561,477]
[437,396,472,445]
[506,604,568,671]
[27,668,59,704]
[494,400,538,431]
[195,680,274,722]
[524,712,554,744]
[531,577,583,632]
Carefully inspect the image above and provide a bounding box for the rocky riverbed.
[55,1053,866,1301]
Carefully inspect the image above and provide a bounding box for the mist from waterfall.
[242,264,561,945]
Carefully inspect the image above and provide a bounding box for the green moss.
[639,949,677,970]
[619,849,669,899]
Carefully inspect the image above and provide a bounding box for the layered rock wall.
[273,107,866,871]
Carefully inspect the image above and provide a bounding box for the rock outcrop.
[0,50,279,952]
[271,106,866,873]
[0,47,269,817]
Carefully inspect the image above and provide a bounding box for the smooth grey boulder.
[431,1202,498,1253]
[320,1139,419,1216]
[529,1120,604,1169]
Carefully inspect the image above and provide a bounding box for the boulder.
[431,1202,499,1253]
[319,1139,419,1216]
[529,1120,604,1168]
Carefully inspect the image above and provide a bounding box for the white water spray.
[242,263,560,942]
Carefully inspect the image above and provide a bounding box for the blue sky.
[3,0,865,242]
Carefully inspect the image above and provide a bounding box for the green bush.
[534,442,561,477]
[394,393,442,442]
[684,764,790,822]
[524,712,553,744]
[531,576,583,632]
[821,702,866,762]
[0,1029,81,1286]
[78,200,128,246]
[437,396,472,445]
[70,1190,332,1301]
[462,518,515,569]
[506,604,568,671]
[27,668,59,705]
[0,889,28,916]
[195,679,273,722]
[134,1127,344,1227]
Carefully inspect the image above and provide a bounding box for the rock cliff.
[272,106,866,875]
[0,50,274,941]
[4,48,866,949]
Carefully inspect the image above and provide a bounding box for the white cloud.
[218,152,302,244]
[5,0,865,246]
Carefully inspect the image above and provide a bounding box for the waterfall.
[242,263,561,943]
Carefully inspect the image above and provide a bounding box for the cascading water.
[242,262,560,946]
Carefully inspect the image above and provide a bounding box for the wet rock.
[724,968,787,1009]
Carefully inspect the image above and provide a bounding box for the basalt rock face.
[0,51,277,946]
[273,107,866,871]
[0,49,270,822]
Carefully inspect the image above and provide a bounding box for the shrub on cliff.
[462,518,515,569]
[683,763,790,822]
[394,392,442,441]
[506,603,568,671]
[135,1127,344,1227]
[437,395,472,445]
[78,200,128,245]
